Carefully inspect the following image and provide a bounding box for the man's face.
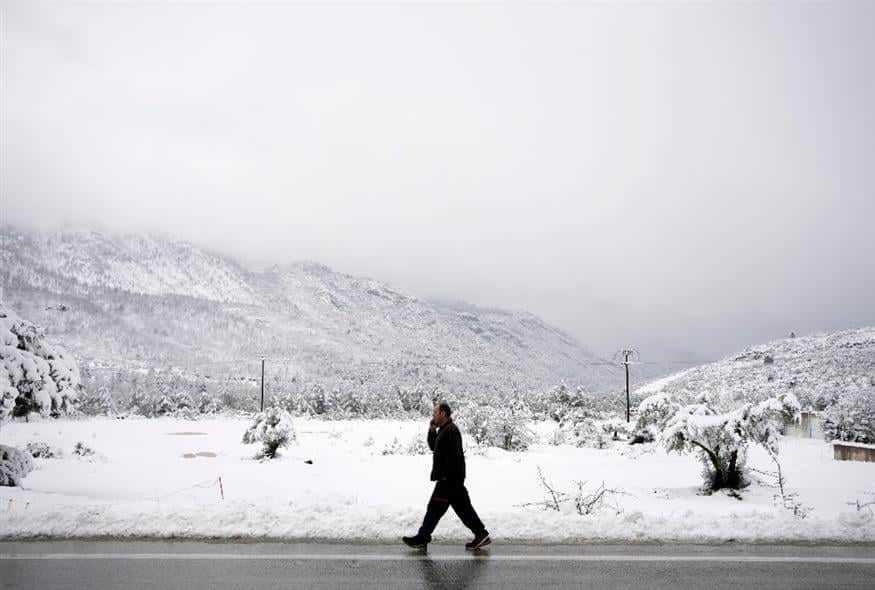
[432,405,447,426]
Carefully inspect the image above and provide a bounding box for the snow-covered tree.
[337,387,363,417]
[822,388,875,443]
[493,400,535,451]
[396,385,424,414]
[242,407,296,459]
[633,392,681,442]
[1,304,81,485]
[465,406,489,445]
[460,400,534,451]
[170,390,196,418]
[77,384,117,416]
[306,384,328,416]
[657,391,800,491]
[0,381,14,426]
[172,390,195,412]
[1,304,80,418]
[197,391,222,414]
[418,393,434,417]
[154,394,176,416]
[127,388,154,417]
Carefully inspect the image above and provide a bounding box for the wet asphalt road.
[1,541,874,589]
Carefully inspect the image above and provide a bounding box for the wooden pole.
[260,359,265,412]
[622,350,634,423]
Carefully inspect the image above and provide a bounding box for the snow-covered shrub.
[460,404,492,446]
[1,304,80,418]
[1,382,14,425]
[242,407,296,459]
[407,433,430,455]
[25,441,62,459]
[127,389,155,417]
[419,394,434,417]
[0,444,33,486]
[172,391,196,414]
[634,392,680,440]
[661,392,800,491]
[78,385,117,416]
[560,413,617,449]
[396,386,432,415]
[750,454,811,519]
[520,466,626,516]
[149,389,198,418]
[155,394,176,416]
[531,384,622,423]
[460,401,534,451]
[381,436,404,455]
[601,418,631,441]
[367,386,404,418]
[822,388,875,443]
[304,385,329,416]
[547,424,566,446]
[336,388,364,417]
[197,391,222,415]
[382,434,430,456]
[72,442,95,457]
[493,401,535,451]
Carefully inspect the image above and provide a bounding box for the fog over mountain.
[0,226,630,394]
[2,1,874,365]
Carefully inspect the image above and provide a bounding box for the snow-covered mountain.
[0,227,617,394]
[635,327,875,409]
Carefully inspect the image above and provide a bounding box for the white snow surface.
[1,417,872,543]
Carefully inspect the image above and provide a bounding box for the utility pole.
[260,358,265,412]
[621,349,635,423]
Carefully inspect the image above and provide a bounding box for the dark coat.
[428,419,466,482]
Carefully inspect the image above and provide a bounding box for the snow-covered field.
[1,417,873,543]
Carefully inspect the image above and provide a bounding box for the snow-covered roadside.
[1,417,872,543]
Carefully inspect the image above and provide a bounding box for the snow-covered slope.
[0,227,615,394]
[634,328,875,409]
[1,230,257,304]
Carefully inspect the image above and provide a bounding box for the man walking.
[403,402,491,550]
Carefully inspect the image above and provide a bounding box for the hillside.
[0,227,617,397]
[635,327,875,410]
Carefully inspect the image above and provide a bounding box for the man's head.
[432,401,452,426]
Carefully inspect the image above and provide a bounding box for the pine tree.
[242,407,295,459]
[78,385,117,416]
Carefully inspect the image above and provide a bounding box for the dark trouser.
[418,480,486,539]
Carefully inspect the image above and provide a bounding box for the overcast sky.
[2,1,874,363]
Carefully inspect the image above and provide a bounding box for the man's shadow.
[414,552,490,590]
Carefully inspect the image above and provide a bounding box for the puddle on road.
[182,451,217,459]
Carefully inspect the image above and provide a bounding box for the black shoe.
[402,534,429,549]
[465,531,491,550]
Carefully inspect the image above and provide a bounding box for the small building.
[785,410,823,439]
[833,441,875,463]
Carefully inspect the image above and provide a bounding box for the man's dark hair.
[437,401,452,417]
